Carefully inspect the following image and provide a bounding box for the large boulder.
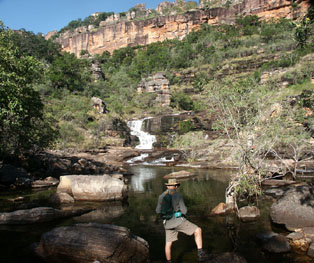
[34,223,150,263]
[0,207,90,224]
[57,175,127,201]
[270,185,314,231]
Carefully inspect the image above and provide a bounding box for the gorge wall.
[54,0,310,57]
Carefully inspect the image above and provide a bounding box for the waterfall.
[127,118,156,150]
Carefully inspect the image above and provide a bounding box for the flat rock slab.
[57,175,127,201]
[32,177,59,188]
[163,170,195,179]
[0,207,90,224]
[270,185,314,231]
[34,223,149,263]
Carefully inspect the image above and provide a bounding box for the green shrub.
[178,120,194,134]
[170,92,194,111]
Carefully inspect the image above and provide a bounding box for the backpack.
[160,192,174,220]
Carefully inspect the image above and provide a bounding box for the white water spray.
[127,118,156,150]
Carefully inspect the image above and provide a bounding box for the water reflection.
[128,166,159,192]
[73,202,125,223]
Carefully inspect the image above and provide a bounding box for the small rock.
[7,196,25,202]
[256,232,278,242]
[303,227,314,240]
[307,241,314,258]
[263,234,291,253]
[49,193,75,204]
[238,206,260,222]
[78,159,88,168]
[264,188,284,198]
[287,231,304,241]
[32,177,59,188]
[163,170,195,179]
[210,202,227,216]
[112,173,123,180]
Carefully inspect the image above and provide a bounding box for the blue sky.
[0,0,174,35]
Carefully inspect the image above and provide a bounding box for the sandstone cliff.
[55,0,310,57]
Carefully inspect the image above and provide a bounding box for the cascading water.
[127,118,156,150]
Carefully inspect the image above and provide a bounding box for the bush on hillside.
[170,92,195,111]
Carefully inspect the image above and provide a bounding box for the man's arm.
[178,194,187,215]
[156,193,165,214]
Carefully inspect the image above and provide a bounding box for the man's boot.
[197,248,210,262]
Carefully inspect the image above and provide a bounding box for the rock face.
[57,175,127,201]
[55,0,309,56]
[270,185,314,231]
[34,223,150,263]
[0,207,89,224]
[138,72,171,106]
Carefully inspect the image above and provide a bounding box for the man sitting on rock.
[156,178,209,262]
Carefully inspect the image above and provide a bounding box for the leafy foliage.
[48,52,91,92]
[10,29,61,63]
[58,12,114,34]
[0,22,57,157]
[170,92,195,111]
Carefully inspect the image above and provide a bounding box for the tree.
[207,77,312,207]
[10,29,61,63]
[48,52,91,92]
[0,22,57,157]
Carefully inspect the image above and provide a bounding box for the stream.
[0,165,311,263]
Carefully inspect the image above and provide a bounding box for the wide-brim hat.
[165,178,180,186]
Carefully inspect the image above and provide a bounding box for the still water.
[0,166,311,263]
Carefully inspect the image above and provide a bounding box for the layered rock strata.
[137,72,171,106]
[55,0,310,56]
